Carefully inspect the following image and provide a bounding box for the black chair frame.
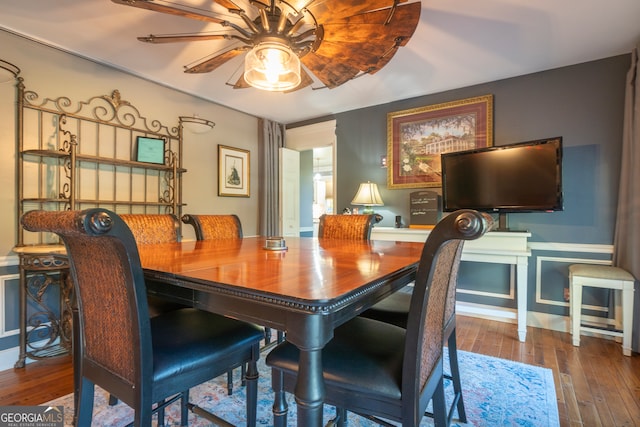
[266,209,492,427]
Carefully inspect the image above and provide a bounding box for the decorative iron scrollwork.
[15,253,72,368]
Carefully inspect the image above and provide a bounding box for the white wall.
[0,29,261,254]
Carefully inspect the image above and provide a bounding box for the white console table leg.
[516,259,528,342]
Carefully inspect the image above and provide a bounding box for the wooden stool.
[569,264,635,356]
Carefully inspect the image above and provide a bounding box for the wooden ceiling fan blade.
[304,0,410,22]
[213,0,262,34]
[286,68,314,92]
[368,45,400,74]
[214,0,244,13]
[138,34,229,43]
[111,0,225,25]
[321,2,421,44]
[312,41,383,71]
[312,2,421,74]
[313,37,407,76]
[185,49,245,73]
[300,53,360,88]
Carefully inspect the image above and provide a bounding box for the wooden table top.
[137,236,424,303]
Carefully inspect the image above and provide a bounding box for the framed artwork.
[386,94,493,189]
[135,136,166,164]
[218,145,250,197]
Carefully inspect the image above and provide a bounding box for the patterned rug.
[46,349,559,426]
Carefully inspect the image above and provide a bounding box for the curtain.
[613,46,640,351]
[258,118,285,236]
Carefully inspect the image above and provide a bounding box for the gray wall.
[292,54,631,324]
[333,55,628,245]
[0,30,260,362]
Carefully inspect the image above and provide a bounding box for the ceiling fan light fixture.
[244,42,301,91]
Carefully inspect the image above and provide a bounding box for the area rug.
[46,349,559,426]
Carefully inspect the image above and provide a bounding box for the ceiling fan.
[111,0,421,92]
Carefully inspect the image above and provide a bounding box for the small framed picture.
[218,145,250,197]
[135,136,166,164]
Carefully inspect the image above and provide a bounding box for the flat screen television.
[441,137,563,226]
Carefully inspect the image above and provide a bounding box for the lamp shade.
[351,181,384,207]
[244,42,301,91]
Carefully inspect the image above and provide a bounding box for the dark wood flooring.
[1,315,639,426]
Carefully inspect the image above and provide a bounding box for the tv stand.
[371,226,531,341]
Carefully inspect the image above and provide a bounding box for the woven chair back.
[120,214,180,244]
[182,214,243,241]
[318,214,375,240]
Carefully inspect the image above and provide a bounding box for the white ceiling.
[1,0,639,124]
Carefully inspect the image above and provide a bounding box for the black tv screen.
[441,137,563,213]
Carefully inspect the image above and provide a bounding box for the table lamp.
[351,181,384,214]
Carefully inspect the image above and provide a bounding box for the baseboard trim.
[0,345,34,371]
[456,301,517,323]
[457,301,622,345]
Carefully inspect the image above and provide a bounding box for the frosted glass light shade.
[180,115,215,134]
[244,42,301,91]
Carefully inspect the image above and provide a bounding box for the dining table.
[137,236,425,427]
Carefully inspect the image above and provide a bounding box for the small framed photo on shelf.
[218,145,250,197]
[135,136,166,165]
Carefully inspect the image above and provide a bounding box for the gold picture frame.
[387,95,494,189]
[218,145,250,197]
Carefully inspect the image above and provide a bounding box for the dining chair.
[317,214,376,240]
[181,213,243,240]
[266,209,492,427]
[181,213,267,394]
[112,214,195,404]
[358,212,494,423]
[21,208,263,427]
[120,213,187,317]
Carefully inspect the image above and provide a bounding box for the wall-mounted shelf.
[22,149,188,173]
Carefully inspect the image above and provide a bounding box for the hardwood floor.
[1,315,639,426]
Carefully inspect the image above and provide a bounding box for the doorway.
[311,146,333,234]
[285,120,336,236]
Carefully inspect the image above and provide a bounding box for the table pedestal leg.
[294,348,325,427]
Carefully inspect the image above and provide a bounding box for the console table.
[371,226,532,342]
[13,245,72,368]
